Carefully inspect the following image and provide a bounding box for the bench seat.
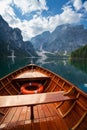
[0,91,76,120]
[0,91,76,108]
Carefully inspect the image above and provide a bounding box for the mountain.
[31,24,87,55]
[71,44,87,59]
[31,31,51,50]
[0,15,37,58]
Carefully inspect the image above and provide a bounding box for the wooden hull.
[0,64,87,130]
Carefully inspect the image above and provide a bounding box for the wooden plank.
[31,119,41,130]
[37,105,45,118]
[71,112,87,130]
[0,91,76,108]
[24,120,32,130]
[13,76,50,82]
[41,104,51,118]
[14,71,48,79]
[2,107,17,123]
[46,104,58,117]
[46,117,57,130]
[53,116,69,130]
[18,106,27,121]
[39,118,48,130]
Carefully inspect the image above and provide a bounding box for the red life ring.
[20,82,44,94]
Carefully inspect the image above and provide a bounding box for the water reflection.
[0,57,31,78]
[70,59,87,93]
[36,57,87,93]
[0,57,87,93]
[7,50,16,64]
[70,59,87,74]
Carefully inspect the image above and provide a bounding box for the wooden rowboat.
[0,64,87,130]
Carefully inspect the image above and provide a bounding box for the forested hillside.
[71,44,87,59]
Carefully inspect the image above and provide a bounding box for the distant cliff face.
[0,15,37,58]
[31,24,87,54]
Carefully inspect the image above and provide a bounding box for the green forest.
[71,44,87,59]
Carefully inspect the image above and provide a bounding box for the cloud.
[0,0,48,17]
[20,6,82,40]
[83,1,87,11]
[17,16,50,40]
[73,0,82,10]
[0,0,48,40]
[0,0,15,16]
[0,0,86,41]
[61,5,82,23]
[13,0,48,14]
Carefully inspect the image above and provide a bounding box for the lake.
[0,56,87,93]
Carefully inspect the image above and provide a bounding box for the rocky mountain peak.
[31,24,87,54]
[0,15,37,58]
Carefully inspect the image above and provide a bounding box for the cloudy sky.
[0,0,87,41]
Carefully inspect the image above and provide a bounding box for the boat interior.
[0,64,87,130]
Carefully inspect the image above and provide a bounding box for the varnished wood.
[0,111,5,116]
[0,91,77,121]
[14,76,50,82]
[0,64,87,130]
[15,71,48,79]
[71,112,87,130]
[0,91,76,108]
